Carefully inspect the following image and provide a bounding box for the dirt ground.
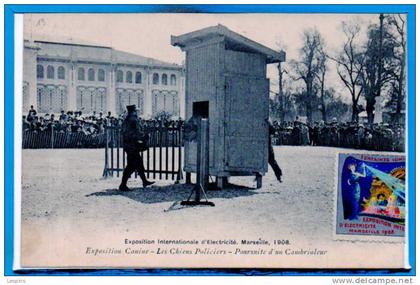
[19,146,407,269]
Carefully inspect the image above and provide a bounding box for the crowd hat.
[126,105,137,112]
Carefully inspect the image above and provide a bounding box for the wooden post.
[181,118,214,206]
[200,119,210,191]
[185,172,192,184]
[110,128,114,177]
[159,122,163,180]
[171,123,176,180]
[122,130,126,170]
[177,122,183,183]
[116,128,120,177]
[194,121,202,201]
[146,128,150,178]
[103,126,110,177]
[165,126,169,180]
[216,177,228,189]
[256,173,262,189]
[152,129,156,179]
[51,124,54,149]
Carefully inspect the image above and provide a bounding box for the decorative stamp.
[335,153,406,241]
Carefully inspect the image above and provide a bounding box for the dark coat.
[122,113,142,153]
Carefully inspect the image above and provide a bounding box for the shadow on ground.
[86,183,268,204]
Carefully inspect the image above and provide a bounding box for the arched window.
[47,65,55,79]
[153,73,159,85]
[135,72,142,84]
[116,70,123,83]
[22,82,30,111]
[98,69,105,81]
[37,65,44,79]
[152,90,179,117]
[126,71,133,83]
[58,66,65,80]
[88,68,95,81]
[37,85,68,113]
[162,73,168,85]
[170,74,176,86]
[78,67,85,81]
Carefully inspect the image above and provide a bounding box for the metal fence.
[102,121,184,182]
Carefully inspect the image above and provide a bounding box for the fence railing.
[103,122,184,182]
[22,129,106,149]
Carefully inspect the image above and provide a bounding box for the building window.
[57,86,67,111]
[88,68,95,81]
[95,88,107,112]
[126,71,133,83]
[117,88,144,115]
[153,73,159,85]
[22,82,30,112]
[135,72,142,84]
[170,74,176,86]
[162,74,168,85]
[116,70,123,83]
[58,66,65,80]
[47,65,55,79]
[78,68,85,81]
[37,84,67,113]
[152,90,179,117]
[37,65,44,79]
[37,86,45,112]
[77,87,90,112]
[77,87,107,113]
[98,69,105,81]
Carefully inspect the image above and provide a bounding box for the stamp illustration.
[336,153,405,238]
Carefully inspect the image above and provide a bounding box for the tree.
[315,47,327,122]
[276,60,288,123]
[269,79,297,122]
[386,14,406,122]
[360,14,398,124]
[324,88,352,122]
[275,39,288,123]
[291,28,324,123]
[329,21,365,122]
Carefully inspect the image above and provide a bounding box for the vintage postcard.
[14,12,410,270]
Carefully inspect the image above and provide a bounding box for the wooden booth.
[171,25,285,186]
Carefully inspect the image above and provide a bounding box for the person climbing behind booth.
[267,119,283,183]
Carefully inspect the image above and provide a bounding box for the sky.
[24,13,384,102]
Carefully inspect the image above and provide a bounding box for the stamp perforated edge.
[332,151,406,244]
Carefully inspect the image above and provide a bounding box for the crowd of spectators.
[270,118,405,152]
[22,106,405,152]
[23,106,183,135]
[23,105,115,135]
[22,106,184,148]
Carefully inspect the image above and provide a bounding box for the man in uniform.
[119,105,154,191]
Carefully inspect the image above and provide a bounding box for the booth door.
[224,75,269,173]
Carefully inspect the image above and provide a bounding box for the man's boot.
[119,169,132,191]
[138,170,155,188]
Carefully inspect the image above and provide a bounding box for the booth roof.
[171,24,286,64]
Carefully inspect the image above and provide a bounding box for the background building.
[22,39,185,119]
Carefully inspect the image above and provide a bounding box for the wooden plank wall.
[184,42,222,174]
[224,50,266,78]
[184,43,270,176]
